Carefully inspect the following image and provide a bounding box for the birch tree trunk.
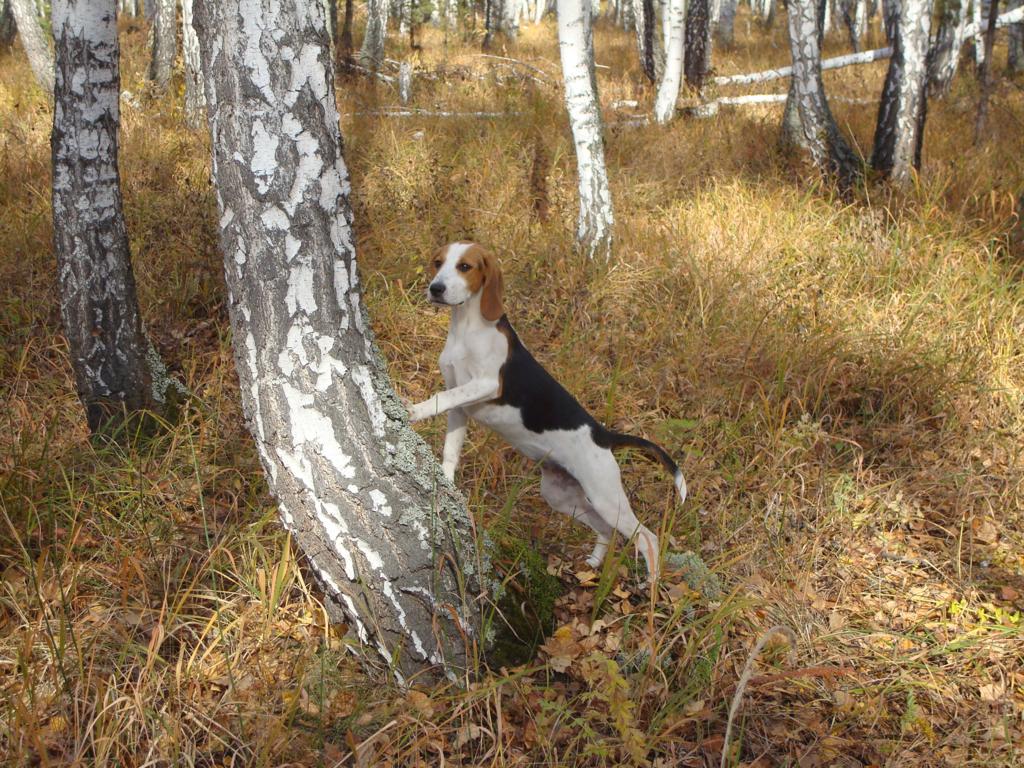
[972,0,984,68]
[1008,0,1023,72]
[192,0,485,682]
[654,0,685,123]
[147,0,175,91]
[717,0,737,46]
[974,0,998,141]
[786,0,860,188]
[52,0,170,433]
[927,0,969,94]
[632,0,658,82]
[1,0,16,49]
[182,0,205,128]
[685,0,712,90]
[339,0,354,60]
[10,0,53,93]
[360,0,389,68]
[557,0,614,256]
[870,0,930,185]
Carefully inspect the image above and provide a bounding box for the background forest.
[1,0,1023,765]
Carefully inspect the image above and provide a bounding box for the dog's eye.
[457,262,472,272]
[432,260,442,269]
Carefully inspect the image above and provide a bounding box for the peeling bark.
[785,0,860,189]
[52,0,167,433]
[10,0,54,93]
[182,0,205,128]
[654,0,685,124]
[193,0,486,683]
[147,0,175,91]
[685,0,712,91]
[927,0,969,96]
[557,0,614,256]
[871,0,929,184]
[360,0,389,68]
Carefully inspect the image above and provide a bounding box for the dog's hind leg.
[540,464,614,569]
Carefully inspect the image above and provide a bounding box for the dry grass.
[2,8,1023,766]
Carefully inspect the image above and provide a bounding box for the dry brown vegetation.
[2,8,1024,767]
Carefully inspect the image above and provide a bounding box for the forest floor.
[2,9,1024,767]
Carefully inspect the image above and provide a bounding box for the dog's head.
[426,241,504,321]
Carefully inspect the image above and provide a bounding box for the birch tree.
[785,0,860,188]
[147,0,175,90]
[654,0,685,123]
[1,0,15,49]
[182,0,205,128]
[557,0,614,256]
[632,0,658,82]
[360,0,389,68]
[685,0,712,90]
[871,0,930,184]
[52,0,174,433]
[927,0,969,95]
[1008,0,1022,72]
[192,0,485,682]
[717,0,737,46]
[10,0,53,93]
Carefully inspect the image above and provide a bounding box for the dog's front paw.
[407,401,431,422]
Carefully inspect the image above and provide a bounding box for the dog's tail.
[600,430,687,504]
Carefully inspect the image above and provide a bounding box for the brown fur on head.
[427,241,504,321]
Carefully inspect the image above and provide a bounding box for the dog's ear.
[480,251,505,322]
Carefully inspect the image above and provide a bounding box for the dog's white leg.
[540,465,614,569]
[573,453,661,583]
[441,408,467,481]
[408,378,499,422]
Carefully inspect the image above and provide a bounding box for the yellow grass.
[2,9,1023,766]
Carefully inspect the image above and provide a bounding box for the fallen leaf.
[979,680,1005,702]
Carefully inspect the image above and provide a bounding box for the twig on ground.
[721,625,798,768]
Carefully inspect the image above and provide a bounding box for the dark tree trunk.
[785,0,860,189]
[717,0,737,47]
[339,0,354,61]
[1,0,16,49]
[633,0,657,83]
[871,0,930,184]
[193,0,486,683]
[685,0,712,90]
[974,0,999,142]
[147,0,176,90]
[1008,0,1023,72]
[52,0,168,433]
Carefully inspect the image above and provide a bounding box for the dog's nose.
[429,282,445,298]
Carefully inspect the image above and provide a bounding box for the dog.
[406,241,686,580]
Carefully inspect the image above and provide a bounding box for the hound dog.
[407,241,686,580]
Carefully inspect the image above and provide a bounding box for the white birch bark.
[655,0,685,123]
[182,0,205,128]
[147,0,175,90]
[52,0,170,432]
[360,0,389,68]
[10,0,53,93]
[786,0,860,188]
[870,0,929,184]
[557,0,614,256]
[192,0,485,682]
[973,0,984,67]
